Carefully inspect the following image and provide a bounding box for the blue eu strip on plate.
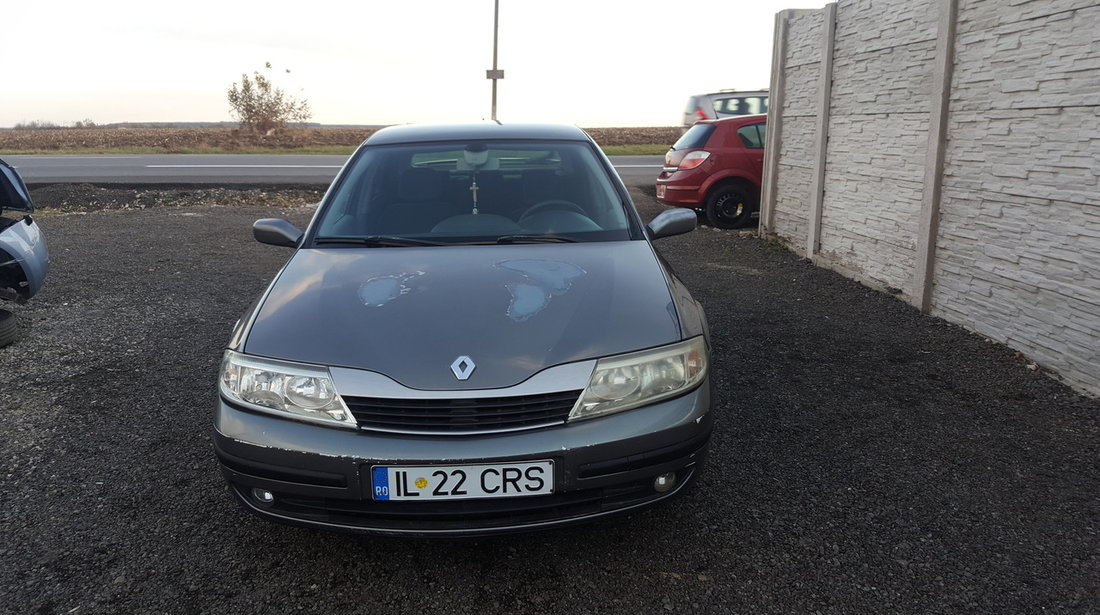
[372,466,391,501]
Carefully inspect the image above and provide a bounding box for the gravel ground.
[2,183,1098,614]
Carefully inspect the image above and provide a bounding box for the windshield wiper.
[314,235,446,247]
[495,234,579,244]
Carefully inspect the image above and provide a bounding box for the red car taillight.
[678,151,711,170]
[695,108,707,121]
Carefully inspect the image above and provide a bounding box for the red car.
[656,115,766,229]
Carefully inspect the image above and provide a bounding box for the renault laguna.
[214,123,714,536]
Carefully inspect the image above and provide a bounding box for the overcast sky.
[4,0,824,129]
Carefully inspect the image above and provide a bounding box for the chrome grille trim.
[344,390,581,435]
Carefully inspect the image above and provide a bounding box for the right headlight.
[569,336,708,421]
[218,350,356,429]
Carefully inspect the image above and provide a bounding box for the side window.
[713,95,768,116]
[714,98,742,114]
[737,123,766,149]
[740,96,767,115]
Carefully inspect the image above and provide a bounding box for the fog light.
[252,488,275,505]
[653,472,677,493]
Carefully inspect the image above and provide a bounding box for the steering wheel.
[519,199,587,220]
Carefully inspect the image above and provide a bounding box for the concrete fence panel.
[764,0,1100,395]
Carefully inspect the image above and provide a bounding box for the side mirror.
[646,208,697,240]
[253,218,303,248]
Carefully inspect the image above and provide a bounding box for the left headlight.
[569,336,708,421]
[218,350,357,429]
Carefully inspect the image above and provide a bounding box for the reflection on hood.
[358,271,426,308]
[497,259,586,322]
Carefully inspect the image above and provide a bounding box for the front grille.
[343,390,582,434]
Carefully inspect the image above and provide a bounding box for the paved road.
[5,154,664,184]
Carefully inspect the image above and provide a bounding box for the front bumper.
[213,378,713,537]
[0,215,49,301]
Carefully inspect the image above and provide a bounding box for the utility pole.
[486,0,504,121]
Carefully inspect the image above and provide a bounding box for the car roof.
[691,90,769,99]
[365,122,593,146]
[697,113,769,127]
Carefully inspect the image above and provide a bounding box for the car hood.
[243,241,683,390]
[0,159,34,214]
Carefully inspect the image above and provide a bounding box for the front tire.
[705,185,755,229]
[0,309,17,348]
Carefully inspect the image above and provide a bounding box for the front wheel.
[705,185,755,229]
[0,309,17,348]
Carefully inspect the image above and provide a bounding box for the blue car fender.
[0,216,49,302]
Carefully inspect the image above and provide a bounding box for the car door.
[734,122,767,185]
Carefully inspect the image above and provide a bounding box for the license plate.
[370,461,554,501]
[656,185,666,198]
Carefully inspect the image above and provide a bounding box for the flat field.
[0,126,682,153]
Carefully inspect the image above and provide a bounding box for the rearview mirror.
[253,218,303,248]
[646,209,697,240]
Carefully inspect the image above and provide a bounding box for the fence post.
[806,3,837,258]
[760,10,791,235]
[914,0,959,312]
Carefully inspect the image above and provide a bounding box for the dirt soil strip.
[1,182,1097,614]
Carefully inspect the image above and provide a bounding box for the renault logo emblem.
[450,356,476,380]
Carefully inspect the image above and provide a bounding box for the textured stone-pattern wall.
[770,11,825,244]
[932,0,1100,391]
[769,0,1100,394]
[815,0,940,294]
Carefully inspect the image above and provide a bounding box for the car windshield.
[314,141,633,245]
